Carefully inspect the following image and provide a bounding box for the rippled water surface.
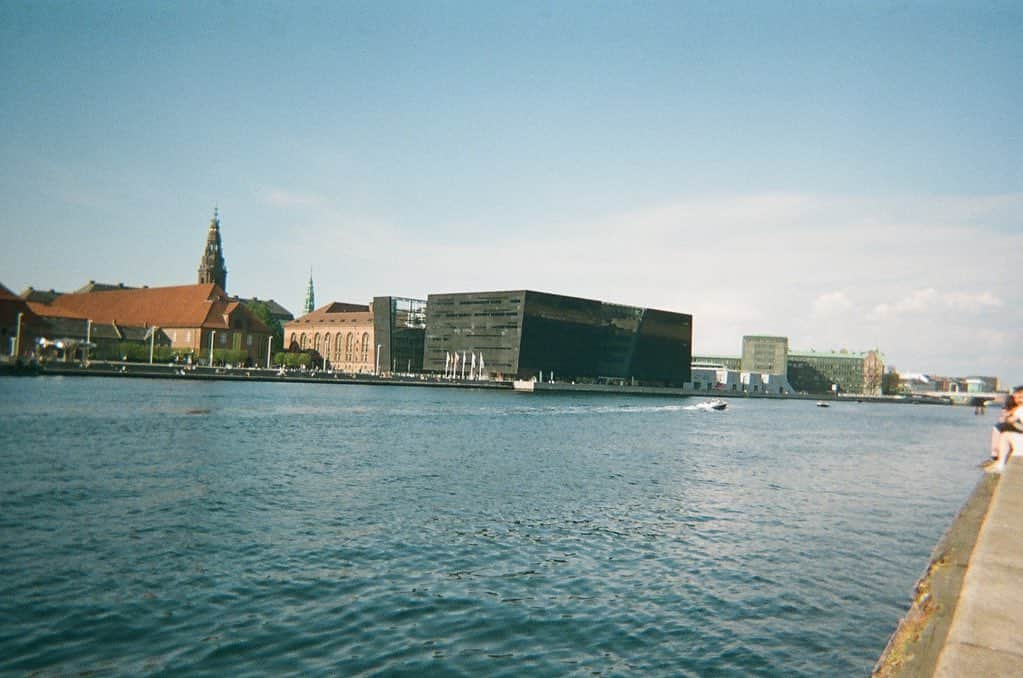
[0,377,996,675]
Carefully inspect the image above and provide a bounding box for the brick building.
[30,283,271,365]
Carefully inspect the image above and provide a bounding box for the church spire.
[198,208,228,292]
[304,270,315,314]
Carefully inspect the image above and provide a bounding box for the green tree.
[274,352,312,368]
[211,348,249,366]
[882,368,901,395]
[245,300,285,355]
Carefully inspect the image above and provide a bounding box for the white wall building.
[690,362,794,395]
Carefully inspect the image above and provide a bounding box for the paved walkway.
[934,457,1023,675]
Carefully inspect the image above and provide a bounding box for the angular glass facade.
[372,296,426,374]
[424,290,692,386]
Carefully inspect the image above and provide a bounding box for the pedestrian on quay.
[988,385,1023,474]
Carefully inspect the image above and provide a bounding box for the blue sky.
[2,1,1021,384]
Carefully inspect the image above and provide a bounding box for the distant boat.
[816,401,830,408]
[696,399,728,411]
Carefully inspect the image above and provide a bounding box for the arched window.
[313,333,321,354]
[334,332,343,363]
[361,333,370,362]
[345,333,354,362]
[299,332,307,349]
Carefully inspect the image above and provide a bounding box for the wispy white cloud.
[813,291,854,316]
[871,288,1003,318]
[943,291,1003,311]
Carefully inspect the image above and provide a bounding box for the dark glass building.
[424,290,692,386]
[372,296,426,374]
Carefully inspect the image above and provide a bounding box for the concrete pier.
[875,459,1023,675]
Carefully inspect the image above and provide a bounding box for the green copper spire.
[304,270,315,314]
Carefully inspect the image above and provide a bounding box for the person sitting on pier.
[989,385,1023,474]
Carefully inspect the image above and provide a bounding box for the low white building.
[690,362,794,395]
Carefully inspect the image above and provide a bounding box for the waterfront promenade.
[876,459,1023,675]
[17,360,514,390]
[11,360,985,407]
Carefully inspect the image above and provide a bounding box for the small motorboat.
[697,398,728,411]
[816,401,830,408]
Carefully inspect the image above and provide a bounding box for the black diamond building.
[423,290,692,386]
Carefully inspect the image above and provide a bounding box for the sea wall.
[873,473,997,676]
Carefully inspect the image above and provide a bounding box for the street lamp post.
[149,326,158,364]
[266,335,273,369]
[85,319,92,364]
[209,330,216,367]
[14,312,23,358]
[375,344,382,375]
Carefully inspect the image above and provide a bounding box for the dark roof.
[2,283,46,327]
[322,302,371,314]
[74,281,139,293]
[286,301,372,327]
[19,287,65,304]
[40,316,169,343]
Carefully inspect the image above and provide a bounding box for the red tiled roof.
[289,301,372,326]
[323,302,371,314]
[29,302,88,319]
[40,283,270,332]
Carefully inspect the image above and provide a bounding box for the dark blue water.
[0,377,994,675]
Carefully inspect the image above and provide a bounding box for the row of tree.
[89,342,252,366]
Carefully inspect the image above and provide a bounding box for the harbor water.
[0,377,993,675]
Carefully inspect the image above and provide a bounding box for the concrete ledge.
[873,473,997,677]
[933,458,1023,675]
[934,643,1023,677]
[942,560,1023,657]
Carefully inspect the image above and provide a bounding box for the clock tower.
[198,208,228,291]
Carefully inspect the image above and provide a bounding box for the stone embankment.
[875,460,1023,676]
[24,361,513,390]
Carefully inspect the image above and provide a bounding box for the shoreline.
[873,472,997,676]
[3,361,965,405]
[14,361,514,390]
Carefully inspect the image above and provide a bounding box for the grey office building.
[741,335,788,375]
[424,290,692,386]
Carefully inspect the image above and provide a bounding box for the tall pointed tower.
[304,270,315,314]
[198,208,228,291]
